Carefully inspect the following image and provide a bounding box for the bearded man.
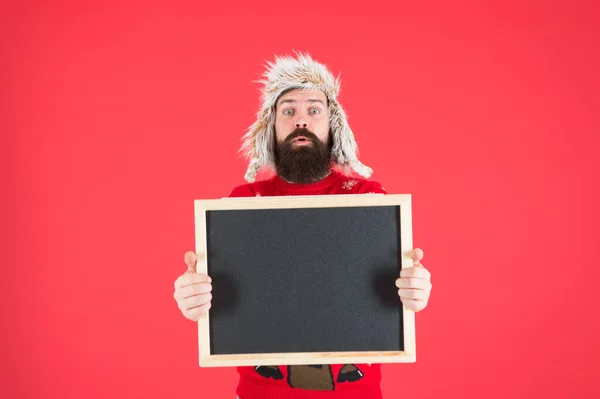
[173,52,433,399]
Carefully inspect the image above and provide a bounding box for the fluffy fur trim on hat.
[240,52,372,183]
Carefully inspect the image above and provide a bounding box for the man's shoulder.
[228,177,276,198]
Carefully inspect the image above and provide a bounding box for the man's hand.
[173,251,213,321]
[395,248,432,312]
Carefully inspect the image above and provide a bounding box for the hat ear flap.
[329,101,373,179]
[244,158,261,183]
[329,100,356,166]
[242,108,276,182]
[258,111,276,168]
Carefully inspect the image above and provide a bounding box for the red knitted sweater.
[227,169,387,399]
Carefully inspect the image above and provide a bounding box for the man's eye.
[310,108,320,114]
[283,109,293,115]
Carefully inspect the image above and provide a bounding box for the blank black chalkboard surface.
[193,194,415,367]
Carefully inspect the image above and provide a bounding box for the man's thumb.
[412,248,424,266]
[184,251,197,273]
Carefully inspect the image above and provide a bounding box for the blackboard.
[193,194,415,367]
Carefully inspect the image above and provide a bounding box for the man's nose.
[295,119,308,128]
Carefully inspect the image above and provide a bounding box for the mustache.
[284,127,320,143]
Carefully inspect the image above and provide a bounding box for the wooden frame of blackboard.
[193,193,415,367]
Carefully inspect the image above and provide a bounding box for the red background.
[2,1,599,398]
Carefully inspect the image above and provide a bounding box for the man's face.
[274,89,330,146]
[273,89,332,183]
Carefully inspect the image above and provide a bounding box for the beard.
[273,127,333,184]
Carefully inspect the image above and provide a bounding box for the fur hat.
[240,52,373,182]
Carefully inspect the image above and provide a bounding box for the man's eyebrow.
[278,98,326,106]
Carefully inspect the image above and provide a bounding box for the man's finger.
[400,297,427,312]
[180,293,212,310]
[395,277,432,290]
[174,273,212,290]
[184,251,197,272]
[398,288,429,301]
[400,266,431,279]
[176,282,213,300]
[185,302,212,321]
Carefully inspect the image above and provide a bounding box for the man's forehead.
[276,89,327,105]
